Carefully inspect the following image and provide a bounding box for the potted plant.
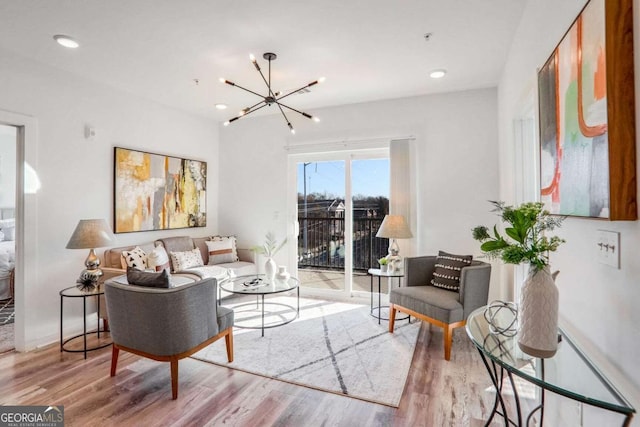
[378,257,389,273]
[252,232,287,280]
[472,201,565,357]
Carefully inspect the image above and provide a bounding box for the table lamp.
[376,215,413,271]
[66,219,115,284]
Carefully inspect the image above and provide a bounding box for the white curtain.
[389,138,416,257]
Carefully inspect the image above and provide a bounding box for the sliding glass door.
[292,150,389,298]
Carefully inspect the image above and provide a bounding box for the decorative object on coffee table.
[252,232,286,281]
[376,215,413,272]
[66,219,115,286]
[472,201,565,357]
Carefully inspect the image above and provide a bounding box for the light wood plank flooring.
[0,322,531,426]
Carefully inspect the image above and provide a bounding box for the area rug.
[0,298,14,325]
[0,323,14,353]
[192,296,420,407]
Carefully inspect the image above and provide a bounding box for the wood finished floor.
[0,323,532,426]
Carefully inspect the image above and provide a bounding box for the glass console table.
[466,306,635,426]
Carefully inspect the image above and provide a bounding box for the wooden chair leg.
[225,330,234,363]
[389,304,396,333]
[110,345,119,377]
[444,325,453,361]
[170,358,179,400]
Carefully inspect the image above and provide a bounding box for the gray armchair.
[104,277,233,399]
[389,256,491,361]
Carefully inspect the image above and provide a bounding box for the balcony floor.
[297,268,390,294]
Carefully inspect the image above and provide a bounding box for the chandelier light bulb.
[219,78,226,83]
[215,104,227,110]
[290,128,296,135]
[249,53,256,62]
[318,77,326,84]
[223,121,230,126]
[313,117,320,123]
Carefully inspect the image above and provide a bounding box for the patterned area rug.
[0,298,14,325]
[192,296,420,407]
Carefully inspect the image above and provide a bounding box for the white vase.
[518,266,559,358]
[264,257,277,281]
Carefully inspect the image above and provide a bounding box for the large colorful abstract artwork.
[538,0,636,220]
[114,147,207,233]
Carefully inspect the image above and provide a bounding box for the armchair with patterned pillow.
[389,252,491,361]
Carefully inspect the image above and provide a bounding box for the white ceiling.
[0,0,526,123]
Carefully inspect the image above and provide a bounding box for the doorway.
[0,124,17,353]
[293,150,389,298]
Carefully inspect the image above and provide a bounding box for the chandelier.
[220,52,324,134]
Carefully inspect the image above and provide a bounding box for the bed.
[0,212,15,300]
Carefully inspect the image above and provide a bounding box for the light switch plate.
[596,230,620,268]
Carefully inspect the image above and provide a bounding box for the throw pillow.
[147,245,171,273]
[121,246,148,271]
[170,248,204,271]
[431,251,473,292]
[205,239,235,265]
[209,235,239,262]
[126,267,170,288]
[0,219,16,241]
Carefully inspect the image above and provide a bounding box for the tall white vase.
[264,257,277,281]
[518,266,559,358]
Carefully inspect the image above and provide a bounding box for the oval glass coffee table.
[219,274,300,337]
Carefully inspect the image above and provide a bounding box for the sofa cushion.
[391,285,463,324]
[126,267,170,288]
[121,246,148,271]
[431,251,473,292]
[216,261,257,278]
[170,248,204,271]
[206,239,236,265]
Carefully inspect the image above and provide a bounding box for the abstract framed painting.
[113,147,207,233]
[538,0,636,220]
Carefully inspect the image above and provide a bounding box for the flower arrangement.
[252,231,287,258]
[377,257,388,266]
[472,201,565,271]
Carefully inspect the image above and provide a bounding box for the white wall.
[218,88,501,297]
[0,47,219,350]
[498,0,640,420]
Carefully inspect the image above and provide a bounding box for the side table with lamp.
[369,215,413,323]
[61,219,115,358]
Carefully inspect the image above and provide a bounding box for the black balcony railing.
[297,217,388,271]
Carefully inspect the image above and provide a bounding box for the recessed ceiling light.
[53,35,79,49]
[429,69,447,79]
[215,104,228,110]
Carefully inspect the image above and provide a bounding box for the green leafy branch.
[252,231,287,258]
[472,201,565,271]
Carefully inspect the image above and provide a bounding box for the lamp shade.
[66,219,115,249]
[376,215,413,239]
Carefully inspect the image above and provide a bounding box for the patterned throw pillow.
[147,245,171,272]
[170,248,204,271]
[121,246,147,271]
[431,251,473,292]
[209,235,239,262]
[206,240,235,265]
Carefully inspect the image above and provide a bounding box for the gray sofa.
[102,235,257,280]
[105,277,234,399]
[99,235,257,325]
